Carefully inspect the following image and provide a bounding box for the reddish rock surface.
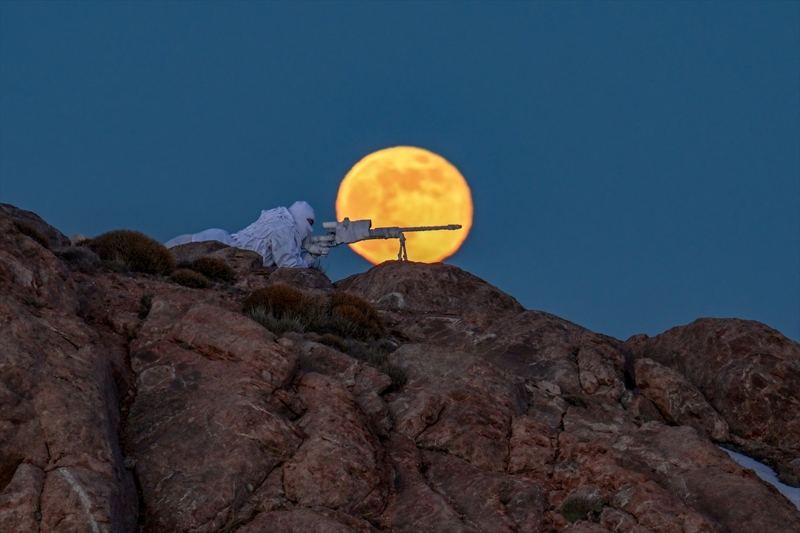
[2,206,799,532]
[624,319,800,486]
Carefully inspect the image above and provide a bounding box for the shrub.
[379,361,407,392]
[171,268,211,288]
[14,221,49,248]
[139,294,154,319]
[192,256,236,283]
[243,284,304,317]
[319,333,348,352]
[244,287,403,390]
[55,247,102,274]
[559,493,604,522]
[247,306,306,336]
[330,292,385,341]
[86,230,175,275]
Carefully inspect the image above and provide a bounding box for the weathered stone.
[283,373,390,520]
[0,463,45,533]
[380,435,481,533]
[624,319,800,483]
[125,297,302,532]
[634,358,729,441]
[1,203,71,249]
[0,211,137,533]
[3,206,800,533]
[508,414,557,476]
[336,260,525,316]
[423,450,546,532]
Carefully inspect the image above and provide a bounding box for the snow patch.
[720,447,800,510]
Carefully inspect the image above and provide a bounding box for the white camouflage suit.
[165,201,320,268]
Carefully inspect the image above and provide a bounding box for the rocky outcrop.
[633,358,729,441]
[0,212,137,532]
[2,205,799,532]
[624,319,800,486]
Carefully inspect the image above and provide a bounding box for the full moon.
[336,146,473,264]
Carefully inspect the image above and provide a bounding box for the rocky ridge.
[1,205,799,533]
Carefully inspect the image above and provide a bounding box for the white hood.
[288,201,315,240]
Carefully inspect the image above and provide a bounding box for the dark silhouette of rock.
[1,205,799,532]
[0,203,72,249]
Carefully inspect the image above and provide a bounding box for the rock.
[282,373,390,520]
[269,267,335,291]
[237,508,361,533]
[634,358,729,441]
[125,296,302,532]
[169,240,265,280]
[3,205,800,532]
[390,344,527,472]
[380,434,481,533]
[422,450,545,532]
[0,211,138,533]
[0,463,45,533]
[0,203,71,249]
[336,260,524,316]
[624,318,800,484]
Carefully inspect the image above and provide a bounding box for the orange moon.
[335,146,473,264]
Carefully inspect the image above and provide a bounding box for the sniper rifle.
[304,218,462,261]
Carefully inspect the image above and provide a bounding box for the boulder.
[0,203,71,249]
[634,358,729,441]
[624,318,800,484]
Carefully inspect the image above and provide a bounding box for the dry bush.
[379,361,407,392]
[243,284,304,317]
[243,289,385,341]
[559,493,604,523]
[171,269,211,288]
[330,292,385,341]
[14,221,49,248]
[55,247,102,274]
[139,294,154,319]
[319,333,348,353]
[244,287,403,390]
[192,256,236,282]
[247,306,306,336]
[86,230,176,275]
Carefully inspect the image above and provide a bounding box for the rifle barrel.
[396,224,462,232]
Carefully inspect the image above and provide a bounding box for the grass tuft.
[560,493,604,523]
[330,292,385,341]
[55,247,102,274]
[191,256,236,283]
[243,284,305,317]
[85,230,175,275]
[171,268,211,288]
[139,294,153,319]
[243,287,405,388]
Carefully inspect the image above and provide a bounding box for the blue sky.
[1,1,798,341]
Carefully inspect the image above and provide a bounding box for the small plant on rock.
[330,292,385,341]
[560,492,604,523]
[319,333,349,353]
[243,284,304,317]
[191,256,236,283]
[247,306,307,336]
[85,230,176,275]
[243,286,404,389]
[171,269,211,289]
[139,294,154,319]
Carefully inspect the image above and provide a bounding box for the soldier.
[165,201,328,268]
